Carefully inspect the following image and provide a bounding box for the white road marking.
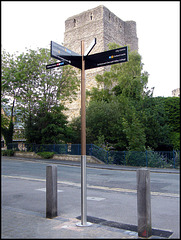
[2,175,179,198]
[35,188,63,193]
[87,197,105,201]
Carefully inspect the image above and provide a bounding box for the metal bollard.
[46,165,57,218]
[137,168,152,238]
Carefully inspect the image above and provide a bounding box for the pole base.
[76,222,92,227]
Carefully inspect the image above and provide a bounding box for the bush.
[91,145,108,163]
[37,151,55,159]
[147,151,166,168]
[1,149,15,156]
[125,150,166,168]
[126,151,146,167]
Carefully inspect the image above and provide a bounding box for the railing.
[6,143,180,169]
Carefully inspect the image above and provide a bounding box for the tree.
[1,48,80,144]
[70,43,179,152]
[164,97,180,132]
[87,43,151,102]
[12,48,79,120]
[164,97,180,150]
[135,97,173,151]
[25,105,71,144]
[1,50,17,145]
[122,107,146,151]
[82,43,150,151]
[70,97,146,151]
[1,102,14,146]
[1,118,14,146]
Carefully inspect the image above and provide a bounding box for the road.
[1,156,180,238]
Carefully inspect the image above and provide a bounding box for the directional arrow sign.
[85,46,128,70]
[46,61,68,69]
[51,41,82,69]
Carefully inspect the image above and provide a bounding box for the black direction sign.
[46,61,68,69]
[51,41,82,69]
[85,46,128,70]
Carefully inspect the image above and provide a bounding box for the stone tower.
[63,5,138,120]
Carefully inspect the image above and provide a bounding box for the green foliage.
[1,120,14,146]
[71,94,178,152]
[136,97,171,150]
[164,97,180,150]
[2,44,179,153]
[122,108,146,151]
[70,98,146,151]
[94,134,106,148]
[164,97,180,132]
[37,152,54,159]
[175,151,180,168]
[88,43,151,102]
[72,42,179,152]
[1,48,79,144]
[11,48,79,120]
[25,105,71,144]
[85,100,125,148]
[147,151,166,168]
[125,151,147,166]
[1,149,15,156]
[170,132,180,150]
[125,150,166,168]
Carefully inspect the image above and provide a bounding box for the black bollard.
[137,168,152,238]
[46,165,57,218]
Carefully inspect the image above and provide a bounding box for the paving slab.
[1,206,138,239]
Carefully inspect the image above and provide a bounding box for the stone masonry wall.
[63,5,138,121]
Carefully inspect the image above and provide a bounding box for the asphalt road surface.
[1,156,180,238]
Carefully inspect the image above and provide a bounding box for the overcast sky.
[1,1,180,97]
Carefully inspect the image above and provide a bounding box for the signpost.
[47,38,128,227]
[51,41,82,69]
[48,40,128,71]
[85,46,128,70]
[78,40,91,226]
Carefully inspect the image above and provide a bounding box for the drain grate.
[76,216,173,238]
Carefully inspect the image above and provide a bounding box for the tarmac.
[1,156,179,239]
[2,155,179,174]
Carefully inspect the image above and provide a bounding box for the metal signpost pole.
[80,40,89,226]
[81,41,86,160]
[76,40,91,227]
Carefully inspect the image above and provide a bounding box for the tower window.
[73,19,76,27]
[90,13,93,20]
[109,13,111,21]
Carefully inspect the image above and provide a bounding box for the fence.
[7,143,180,169]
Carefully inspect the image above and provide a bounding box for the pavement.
[1,156,179,239]
[2,205,173,239]
[1,205,139,239]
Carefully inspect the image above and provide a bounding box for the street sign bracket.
[84,38,96,56]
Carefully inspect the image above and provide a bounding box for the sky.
[1,1,180,97]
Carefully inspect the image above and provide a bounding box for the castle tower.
[63,5,138,120]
